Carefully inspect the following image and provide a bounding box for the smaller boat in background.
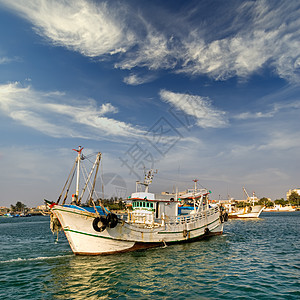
[2,213,13,218]
[226,188,264,218]
[227,204,264,218]
[264,205,296,212]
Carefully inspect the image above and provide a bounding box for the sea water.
[0,212,299,299]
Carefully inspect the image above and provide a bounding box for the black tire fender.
[183,229,188,238]
[92,217,106,232]
[224,212,229,222]
[107,213,119,228]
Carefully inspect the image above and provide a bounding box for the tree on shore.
[10,201,27,212]
[258,197,274,207]
[288,192,300,206]
[274,198,288,206]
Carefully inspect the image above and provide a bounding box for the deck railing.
[167,206,219,225]
[126,206,219,226]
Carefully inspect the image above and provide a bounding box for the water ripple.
[0,213,299,299]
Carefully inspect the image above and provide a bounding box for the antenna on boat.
[144,169,157,192]
[136,169,157,193]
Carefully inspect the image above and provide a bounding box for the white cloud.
[160,89,228,128]
[117,0,300,83]
[233,100,300,120]
[258,131,300,151]
[0,56,12,64]
[99,103,118,115]
[115,23,178,71]
[123,73,155,86]
[0,82,145,138]
[1,0,135,57]
[234,111,275,120]
[1,0,299,83]
[0,55,20,64]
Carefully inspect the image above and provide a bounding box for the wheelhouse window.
[133,201,154,209]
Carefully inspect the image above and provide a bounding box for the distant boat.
[264,205,296,212]
[45,147,228,255]
[2,213,13,218]
[226,188,264,218]
[227,204,264,218]
[20,213,32,217]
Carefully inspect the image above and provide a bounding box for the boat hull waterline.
[50,204,223,255]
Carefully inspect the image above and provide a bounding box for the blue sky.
[0,0,299,207]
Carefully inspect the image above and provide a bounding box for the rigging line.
[155,175,192,183]
[83,152,98,160]
[88,154,101,202]
[62,163,77,205]
[156,174,209,189]
[83,153,99,165]
[78,163,89,205]
[57,160,76,204]
[78,155,100,205]
[89,154,105,214]
[100,156,104,199]
[83,162,101,204]
[81,164,98,204]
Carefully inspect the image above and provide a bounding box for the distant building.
[287,188,300,199]
[36,204,47,210]
[0,206,10,215]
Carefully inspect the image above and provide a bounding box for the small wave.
[0,254,73,264]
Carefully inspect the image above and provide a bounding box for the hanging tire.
[92,216,106,232]
[223,212,229,222]
[107,213,119,228]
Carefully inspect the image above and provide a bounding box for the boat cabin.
[126,171,210,227]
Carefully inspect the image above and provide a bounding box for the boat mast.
[73,146,84,203]
[193,179,198,191]
[193,179,198,210]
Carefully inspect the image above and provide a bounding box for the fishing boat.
[227,188,264,218]
[264,205,296,212]
[45,147,228,255]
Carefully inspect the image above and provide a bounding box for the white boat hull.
[229,205,264,218]
[51,205,224,255]
[264,206,296,212]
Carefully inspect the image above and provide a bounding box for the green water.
[0,213,299,299]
